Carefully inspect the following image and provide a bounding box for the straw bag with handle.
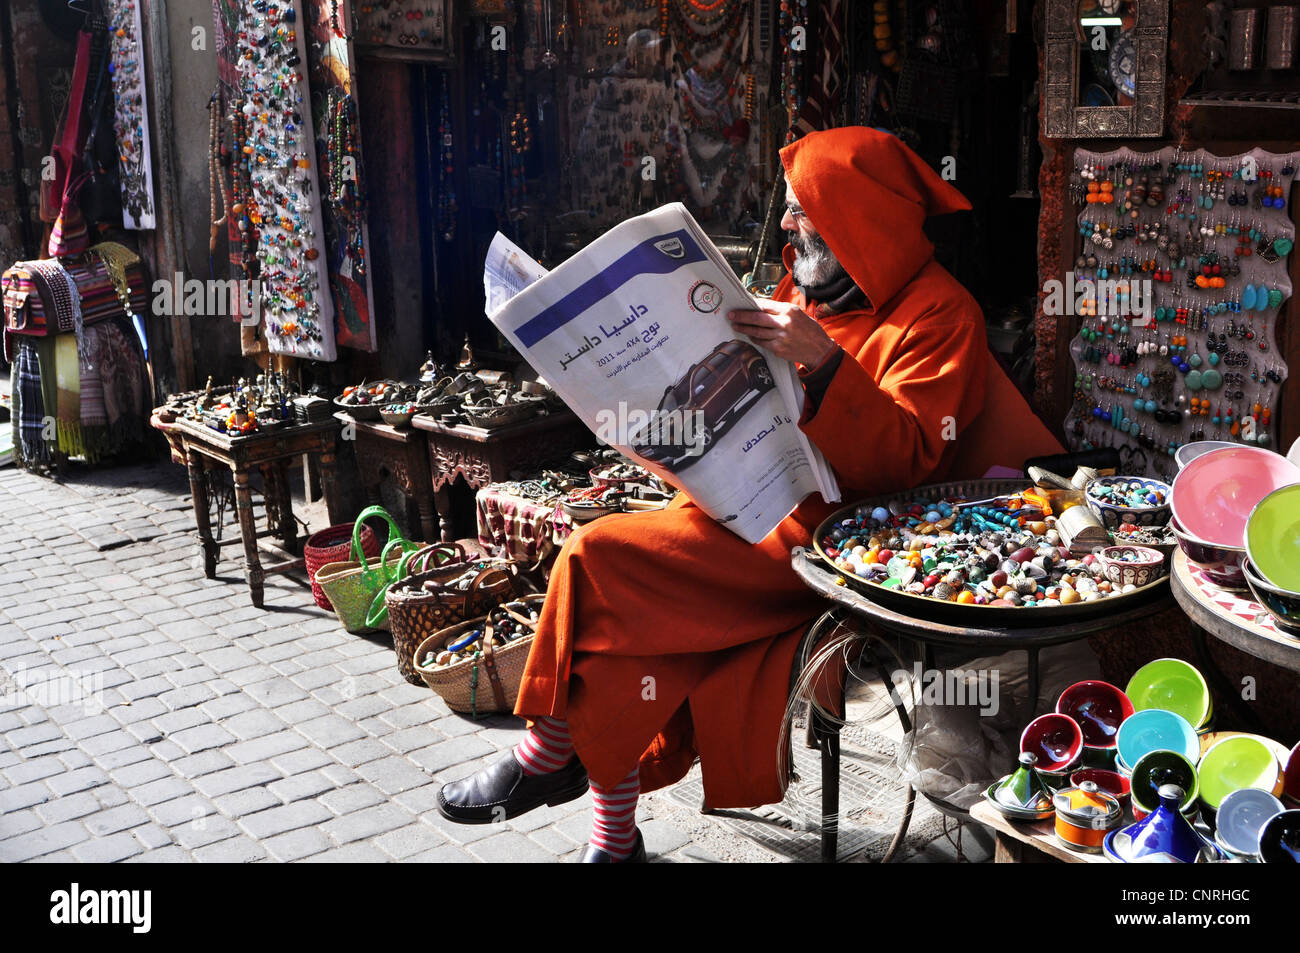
[412,594,545,716]
[386,560,537,685]
[314,506,424,633]
[362,540,469,632]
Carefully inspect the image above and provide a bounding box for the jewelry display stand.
[233,0,338,362]
[1064,146,1295,482]
[107,0,156,229]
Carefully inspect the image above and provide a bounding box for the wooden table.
[411,410,591,541]
[162,416,344,607]
[1169,547,1300,732]
[335,412,438,542]
[970,800,1107,863]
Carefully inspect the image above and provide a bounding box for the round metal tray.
[811,478,1169,628]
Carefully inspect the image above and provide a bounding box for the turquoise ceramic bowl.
[1117,708,1200,769]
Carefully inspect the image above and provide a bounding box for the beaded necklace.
[438,78,457,241]
[208,91,230,262]
[326,89,367,276]
[780,1,805,143]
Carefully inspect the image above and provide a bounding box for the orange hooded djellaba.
[513,127,1062,809]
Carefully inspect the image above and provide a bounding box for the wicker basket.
[386,560,533,685]
[305,522,380,610]
[412,594,545,716]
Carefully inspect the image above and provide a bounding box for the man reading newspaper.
[438,126,1062,861]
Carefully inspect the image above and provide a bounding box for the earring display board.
[1064,146,1295,483]
[305,0,378,352]
[353,0,454,61]
[107,0,157,229]
[564,2,765,233]
[233,0,338,362]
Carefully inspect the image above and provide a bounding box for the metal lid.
[1019,751,1039,768]
[1054,780,1123,829]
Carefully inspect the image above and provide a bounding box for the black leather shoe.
[579,828,647,863]
[436,754,588,824]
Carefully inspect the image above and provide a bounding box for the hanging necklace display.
[207,91,230,267]
[234,0,337,362]
[1064,146,1294,476]
[779,0,804,142]
[438,75,457,241]
[106,0,156,228]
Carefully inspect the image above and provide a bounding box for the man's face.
[781,186,848,288]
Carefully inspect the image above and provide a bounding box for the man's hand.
[727,301,838,368]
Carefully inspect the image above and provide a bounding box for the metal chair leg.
[813,708,841,863]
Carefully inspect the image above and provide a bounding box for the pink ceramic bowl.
[1021,713,1085,773]
[1171,517,1247,589]
[1057,680,1135,749]
[1170,446,1300,550]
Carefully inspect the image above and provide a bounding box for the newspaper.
[484,204,840,544]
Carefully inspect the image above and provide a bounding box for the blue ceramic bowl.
[1242,559,1300,636]
[1117,709,1200,769]
[1215,788,1285,857]
[1085,476,1173,531]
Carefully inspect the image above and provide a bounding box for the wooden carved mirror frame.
[1043,0,1168,138]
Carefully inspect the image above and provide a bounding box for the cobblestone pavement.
[0,461,990,863]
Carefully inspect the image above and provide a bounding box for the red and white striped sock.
[589,766,640,859]
[513,716,575,776]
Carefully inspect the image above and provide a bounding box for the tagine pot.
[1104,784,1224,863]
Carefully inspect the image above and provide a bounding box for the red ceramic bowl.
[1021,713,1085,773]
[1285,741,1300,806]
[1070,768,1131,807]
[1056,680,1135,749]
[1171,517,1247,589]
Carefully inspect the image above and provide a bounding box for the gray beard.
[789,231,848,288]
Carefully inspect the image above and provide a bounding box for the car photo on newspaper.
[629,339,776,472]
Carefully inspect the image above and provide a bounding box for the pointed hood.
[779,127,972,312]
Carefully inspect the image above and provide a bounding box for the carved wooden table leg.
[434,484,455,542]
[318,441,344,526]
[187,452,218,578]
[233,468,264,608]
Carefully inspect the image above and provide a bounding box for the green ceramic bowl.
[1198,735,1280,811]
[1245,485,1300,594]
[1125,658,1211,729]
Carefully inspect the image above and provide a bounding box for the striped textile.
[14,340,49,464]
[790,0,846,138]
[3,256,148,337]
[514,716,576,776]
[589,766,640,859]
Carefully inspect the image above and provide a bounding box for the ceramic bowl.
[1125,658,1212,729]
[1198,734,1281,810]
[1242,559,1300,636]
[1171,446,1300,550]
[1117,708,1201,769]
[1170,518,1247,589]
[1244,485,1300,594]
[1130,749,1200,815]
[1085,476,1172,531]
[1176,440,1238,470]
[1020,713,1084,774]
[1257,810,1300,863]
[1056,680,1134,749]
[1071,768,1131,808]
[1215,788,1285,857]
[1094,545,1166,588]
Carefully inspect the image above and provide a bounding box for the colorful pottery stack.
[1170,446,1300,593]
[1243,483,1300,634]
